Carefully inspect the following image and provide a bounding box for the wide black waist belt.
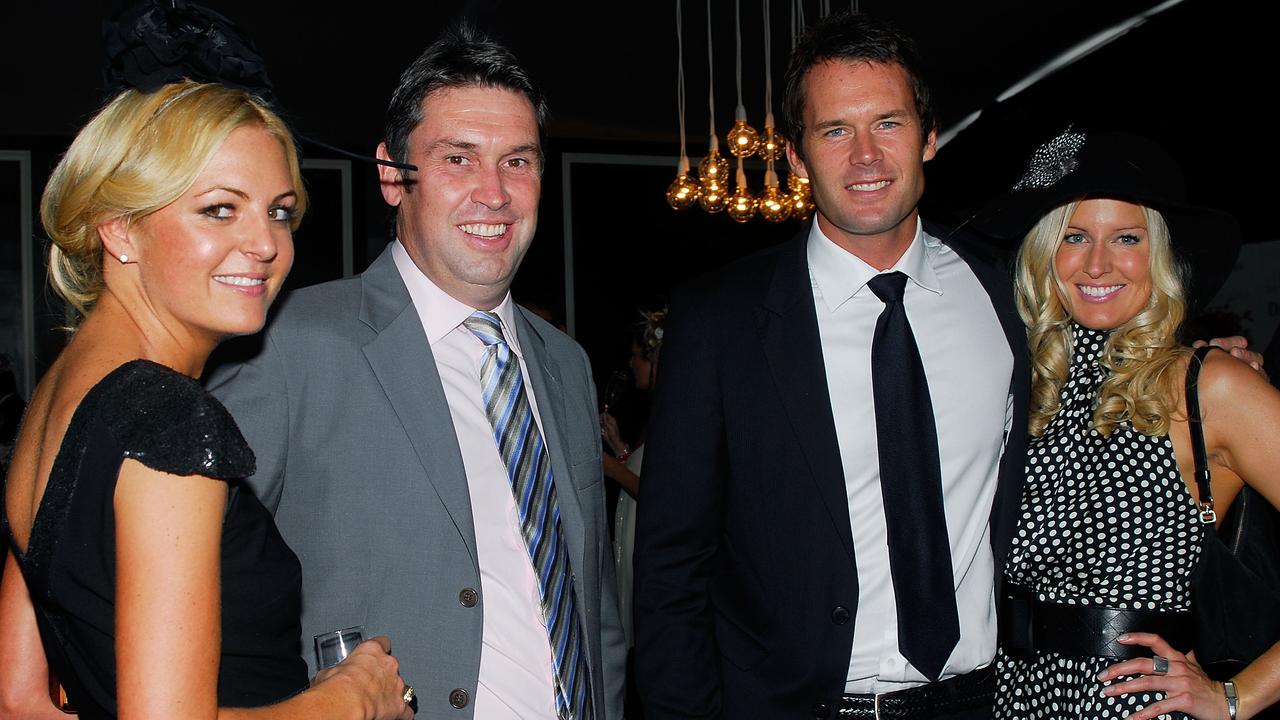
[838,665,995,719]
[1000,583,1192,660]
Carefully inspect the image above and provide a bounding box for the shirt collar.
[391,240,525,358]
[806,217,944,313]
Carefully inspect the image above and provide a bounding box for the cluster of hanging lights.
[666,0,814,223]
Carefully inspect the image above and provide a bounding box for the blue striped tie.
[464,311,593,720]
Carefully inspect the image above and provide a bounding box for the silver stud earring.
[119,254,129,263]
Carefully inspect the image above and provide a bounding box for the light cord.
[706,0,718,148]
[677,0,689,172]
[763,0,773,127]
[734,0,746,118]
[792,0,804,49]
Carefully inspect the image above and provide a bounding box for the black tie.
[867,271,959,681]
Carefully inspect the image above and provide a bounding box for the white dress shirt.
[393,241,558,718]
[806,220,1013,693]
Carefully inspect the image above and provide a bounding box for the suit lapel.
[358,247,479,567]
[758,234,856,562]
[512,309,588,576]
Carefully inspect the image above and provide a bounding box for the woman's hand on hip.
[1098,632,1227,720]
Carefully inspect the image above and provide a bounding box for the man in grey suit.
[207,26,624,719]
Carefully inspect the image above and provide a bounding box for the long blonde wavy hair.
[1015,200,1189,437]
[40,81,307,322]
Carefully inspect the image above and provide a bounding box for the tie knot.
[867,271,909,304]
[463,310,507,347]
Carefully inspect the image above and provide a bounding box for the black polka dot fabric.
[994,325,1203,719]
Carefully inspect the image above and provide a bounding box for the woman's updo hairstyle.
[40,80,306,320]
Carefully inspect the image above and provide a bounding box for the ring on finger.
[403,685,416,705]
[1151,655,1170,675]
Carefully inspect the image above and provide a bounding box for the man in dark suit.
[208,27,624,719]
[633,12,1029,719]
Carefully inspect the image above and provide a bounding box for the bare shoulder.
[1191,347,1280,459]
[1186,346,1280,509]
[1196,347,1277,407]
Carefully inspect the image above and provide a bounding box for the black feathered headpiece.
[101,1,414,170]
[103,0,276,106]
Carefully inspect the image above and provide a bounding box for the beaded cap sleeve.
[108,359,255,479]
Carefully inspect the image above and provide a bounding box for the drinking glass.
[601,370,630,413]
[313,625,365,670]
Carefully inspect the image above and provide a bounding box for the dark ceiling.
[0,1,1234,143]
[0,1,1265,239]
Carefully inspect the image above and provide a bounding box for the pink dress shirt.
[393,241,558,718]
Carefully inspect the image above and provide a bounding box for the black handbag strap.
[1186,345,1219,526]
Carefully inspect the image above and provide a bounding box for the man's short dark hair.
[383,23,548,166]
[782,11,936,159]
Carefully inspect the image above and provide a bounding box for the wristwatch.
[1224,678,1239,720]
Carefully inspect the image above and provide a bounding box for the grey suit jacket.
[206,244,625,719]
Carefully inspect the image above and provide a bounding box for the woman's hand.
[311,636,414,720]
[600,412,628,458]
[1097,632,1227,720]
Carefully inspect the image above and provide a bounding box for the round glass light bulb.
[699,177,728,213]
[698,149,730,183]
[666,172,701,210]
[757,128,785,161]
[726,119,760,158]
[789,189,815,220]
[787,171,811,196]
[758,185,791,222]
[727,184,757,223]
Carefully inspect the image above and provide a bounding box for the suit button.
[811,702,830,718]
[459,587,478,607]
[449,688,470,709]
[831,605,850,625]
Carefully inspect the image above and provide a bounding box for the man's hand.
[1195,336,1267,379]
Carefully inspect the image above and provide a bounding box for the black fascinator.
[103,0,276,105]
[100,1,415,170]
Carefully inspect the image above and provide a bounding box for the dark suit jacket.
[207,244,626,719]
[632,222,1030,719]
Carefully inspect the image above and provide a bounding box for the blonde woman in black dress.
[0,82,414,720]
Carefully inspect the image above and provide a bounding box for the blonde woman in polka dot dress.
[985,131,1280,720]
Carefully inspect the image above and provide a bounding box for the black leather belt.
[838,665,995,719]
[1000,583,1192,660]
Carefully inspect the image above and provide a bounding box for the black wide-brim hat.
[977,129,1242,310]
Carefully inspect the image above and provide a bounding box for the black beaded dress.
[994,326,1202,719]
[1,360,307,718]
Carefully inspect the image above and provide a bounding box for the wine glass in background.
[601,370,630,414]
[313,625,365,670]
